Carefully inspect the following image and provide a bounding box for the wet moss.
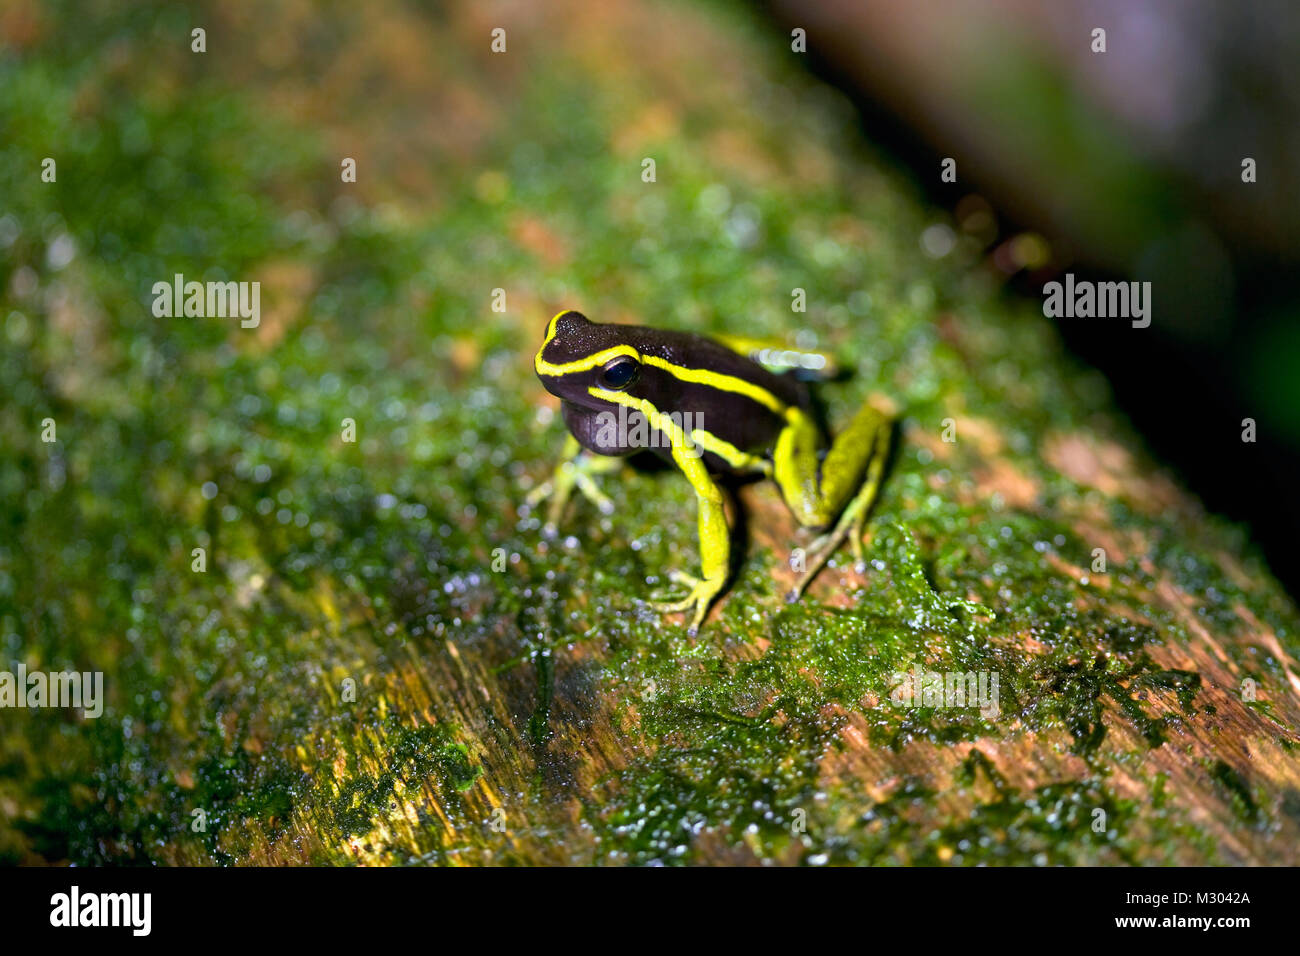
[1207,760,1263,827]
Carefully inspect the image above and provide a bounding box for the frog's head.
[534,310,643,411]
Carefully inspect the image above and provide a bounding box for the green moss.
[1207,760,1262,827]
[327,718,481,838]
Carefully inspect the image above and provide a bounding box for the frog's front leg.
[525,434,623,533]
[650,442,729,635]
[775,403,892,601]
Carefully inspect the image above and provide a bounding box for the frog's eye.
[599,356,640,390]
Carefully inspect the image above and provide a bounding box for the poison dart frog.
[528,310,891,634]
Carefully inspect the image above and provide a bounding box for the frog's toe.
[682,594,713,636]
[666,568,704,588]
[648,595,698,621]
[649,574,722,632]
[850,512,871,569]
[574,474,614,515]
[789,530,850,601]
[523,481,552,510]
[646,569,698,606]
[803,530,834,556]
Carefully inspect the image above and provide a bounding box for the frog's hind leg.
[774,404,892,602]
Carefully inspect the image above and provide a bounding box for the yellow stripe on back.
[587,387,770,474]
[690,426,771,474]
[641,356,787,415]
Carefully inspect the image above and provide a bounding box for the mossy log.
[1,0,1297,865]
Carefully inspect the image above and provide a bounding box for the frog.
[527,309,892,634]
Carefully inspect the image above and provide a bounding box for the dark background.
[765,0,1300,595]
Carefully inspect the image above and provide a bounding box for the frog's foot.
[787,507,873,603]
[788,528,845,604]
[786,450,887,602]
[521,476,569,537]
[650,570,724,635]
[524,456,618,534]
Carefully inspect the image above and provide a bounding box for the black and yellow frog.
[529,310,891,633]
